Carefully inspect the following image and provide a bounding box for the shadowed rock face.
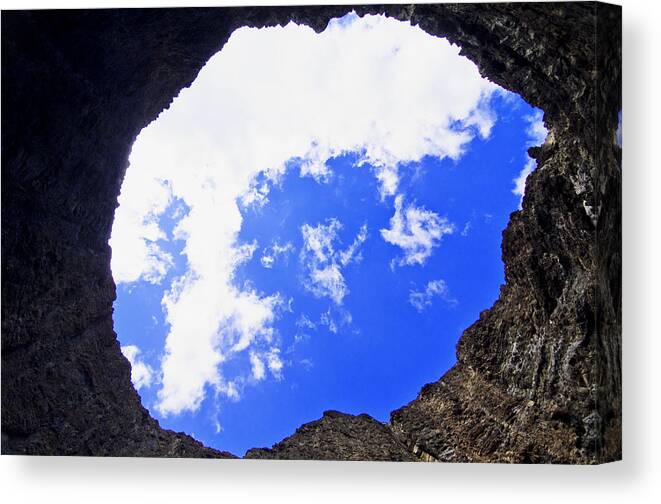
[1,3,621,462]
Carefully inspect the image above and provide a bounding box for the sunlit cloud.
[300,219,367,305]
[512,157,536,202]
[409,279,457,312]
[512,109,548,207]
[249,352,266,381]
[266,348,284,380]
[319,306,353,334]
[260,241,294,269]
[295,314,317,331]
[120,345,155,391]
[525,109,548,146]
[381,195,454,267]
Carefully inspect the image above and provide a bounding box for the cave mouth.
[109,11,546,456]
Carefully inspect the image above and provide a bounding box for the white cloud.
[249,352,266,381]
[299,358,314,370]
[524,109,548,147]
[409,279,456,312]
[121,345,155,391]
[260,241,294,269]
[310,265,347,305]
[512,157,536,201]
[248,348,284,382]
[110,13,501,416]
[221,381,240,402]
[460,221,472,237]
[295,314,316,330]
[260,255,275,269]
[381,195,454,267]
[512,110,548,207]
[301,218,342,264]
[320,308,338,334]
[319,307,353,334]
[300,219,367,304]
[292,314,316,347]
[339,225,368,266]
[266,348,284,380]
[110,176,174,284]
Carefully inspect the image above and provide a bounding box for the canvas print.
[1,2,621,463]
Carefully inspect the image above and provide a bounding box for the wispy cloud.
[320,307,353,334]
[381,195,454,267]
[524,109,548,146]
[460,221,472,237]
[295,314,317,331]
[512,109,548,207]
[260,241,294,269]
[121,345,155,391]
[265,348,284,380]
[110,13,501,416]
[248,348,282,382]
[512,157,536,201]
[409,279,457,312]
[300,219,367,305]
[249,352,266,381]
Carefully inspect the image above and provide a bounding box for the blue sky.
[110,13,546,456]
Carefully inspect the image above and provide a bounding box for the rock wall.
[1,3,621,462]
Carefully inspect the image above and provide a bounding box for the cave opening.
[108,11,546,456]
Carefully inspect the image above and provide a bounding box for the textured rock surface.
[245,411,417,461]
[1,3,621,462]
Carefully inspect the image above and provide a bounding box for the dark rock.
[245,411,416,461]
[1,3,621,462]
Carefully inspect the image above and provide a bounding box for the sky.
[109,12,547,456]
